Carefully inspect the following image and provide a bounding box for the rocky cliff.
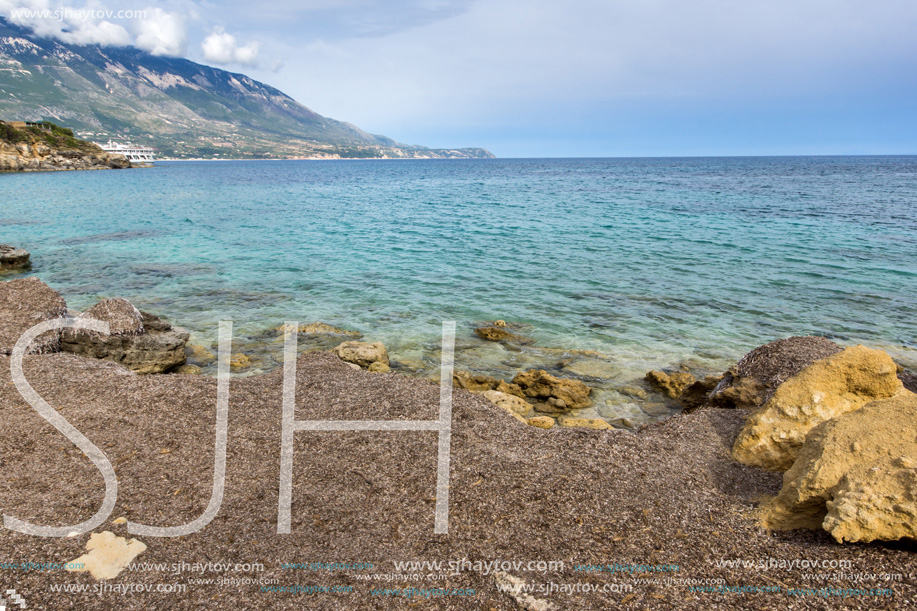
[0,121,129,171]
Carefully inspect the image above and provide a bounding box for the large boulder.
[709,336,842,410]
[332,341,389,369]
[512,369,592,411]
[0,277,67,354]
[61,300,190,374]
[761,393,917,543]
[0,245,31,272]
[732,346,903,471]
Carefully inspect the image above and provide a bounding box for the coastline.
[2,270,916,609]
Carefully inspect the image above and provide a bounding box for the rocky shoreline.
[1,274,915,609]
[0,121,130,172]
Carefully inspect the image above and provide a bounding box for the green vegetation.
[1,121,100,152]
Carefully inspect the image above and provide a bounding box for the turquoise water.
[2,157,916,421]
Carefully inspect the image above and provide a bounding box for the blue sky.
[4,0,917,157]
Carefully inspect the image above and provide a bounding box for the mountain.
[0,18,493,159]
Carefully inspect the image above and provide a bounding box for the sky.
[2,0,917,157]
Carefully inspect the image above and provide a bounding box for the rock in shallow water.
[0,245,31,272]
[61,305,189,374]
[333,341,389,368]
[645,370,696,400]
[474,326,525,342]
[732,345,903,471]
[512,369,592,410]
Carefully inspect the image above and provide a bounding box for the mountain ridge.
[0,18,493,159]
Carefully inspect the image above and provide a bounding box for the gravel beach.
[1,350,914,610]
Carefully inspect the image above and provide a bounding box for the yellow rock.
[67,531,147,580]
[186,344,216,364]
[482,390,533,417]
[512,369,592,409]
[333,341,389,368]
[229,353,253,371]
[557,416,613,430]
[527,416,555,429]
[367,361,391,373]
[732,346,903,471]
[760,392,917,543]
[276,322,360,337]
[645,370,696,399]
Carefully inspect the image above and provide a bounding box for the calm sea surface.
[2,157,915,421]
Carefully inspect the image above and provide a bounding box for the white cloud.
[1,0,187,56]
[201,27,260,66]
[133,7,186,56]
[1,0,131,46]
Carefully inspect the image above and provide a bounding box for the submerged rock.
[645,370,696,400]
[333,340,389,369]
[0,276,68,354]
[512,369,592,411]
[61,302,190,374]
[186,343,216,365]
[474,325,526,343]
[709,336,842,410]
[761,393,917,543]
[277,322,361,337]
[732,345,904,471]
[229,353,253,371]
[0,245,31,272]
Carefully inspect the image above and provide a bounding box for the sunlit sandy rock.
[513,369,592,410]
[645,370,696,399]
[526,416,555,429]
[67,531,147,580]
[333,340,389,368]
[760,393,917,541]
[732,346,903,471]
[557,416,613,430]
[482,390,533,418]
[709,336,842,410]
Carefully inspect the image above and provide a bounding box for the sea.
[3,156,915,424]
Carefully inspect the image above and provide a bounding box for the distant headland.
[0,17,494,161]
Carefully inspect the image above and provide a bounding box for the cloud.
[0,0,131,46]
[133,6,186,56]
[1,0,187,56]
[201,27,260,66]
